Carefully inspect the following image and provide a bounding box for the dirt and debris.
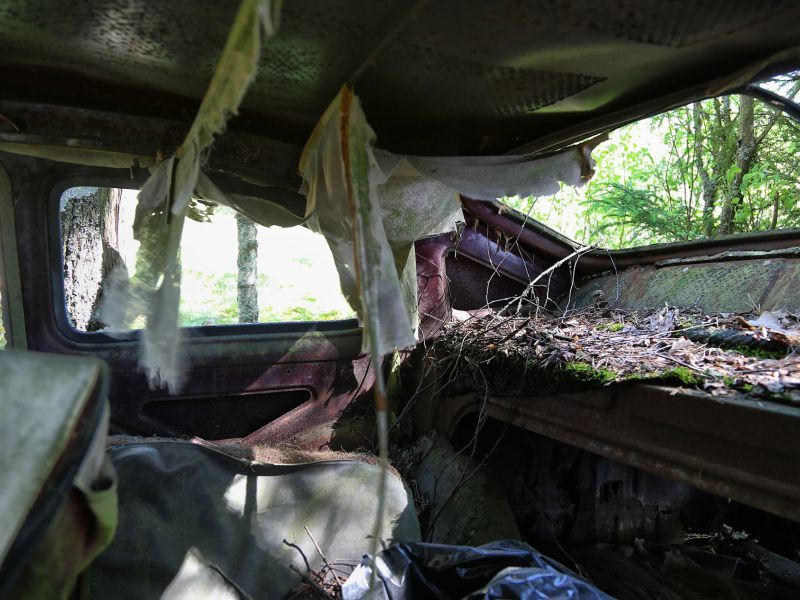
[575,528,800,600]
[283,562,346,600]
[283,527,356,600]
[428,305,800,401]
[394,430,520,546]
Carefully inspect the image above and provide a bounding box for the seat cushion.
[89,440,420,599]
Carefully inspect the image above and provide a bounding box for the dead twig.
[305,526,343,588]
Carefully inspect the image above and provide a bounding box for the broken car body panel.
[2,1,800,597]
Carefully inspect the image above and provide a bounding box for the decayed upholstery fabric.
[88,441,421,599]
[0,351,117,600]
[103,79,598,392]
[102,22,599,391]
[100,0,282,392]
[298,86,600,357]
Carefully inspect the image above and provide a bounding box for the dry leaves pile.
[436,305,800,400]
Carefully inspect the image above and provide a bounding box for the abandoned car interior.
[3,1,800,598]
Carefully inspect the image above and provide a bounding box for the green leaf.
[725,164,742,183]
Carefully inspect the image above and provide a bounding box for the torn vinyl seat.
[0,351,118,599]
[87,440,422,599]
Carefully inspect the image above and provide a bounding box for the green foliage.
[563,361,617,384]
[660,367,704,386]
[186,198,216,223]
[177,268,355,326]
[504,73,800,248]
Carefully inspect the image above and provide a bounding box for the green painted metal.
[572,257,800,313]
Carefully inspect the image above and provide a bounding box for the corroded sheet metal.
[428,384,800,523]
[572,258,800,313]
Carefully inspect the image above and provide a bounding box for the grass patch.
[562,363,701,388]
[622,366,704,387]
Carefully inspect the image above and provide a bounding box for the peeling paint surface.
[572,258,800,313]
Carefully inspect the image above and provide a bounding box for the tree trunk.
[719,95,756,236]
[89,188,127,330]
[771,191,780,229]
[693,103,718,238]
[235,212,259,323]
[61,188,124,331]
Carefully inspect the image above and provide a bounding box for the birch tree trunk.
[235,212,259,323]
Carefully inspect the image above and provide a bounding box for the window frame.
[499,88,800,252]
[0,162,25,349]
[49,177,361,344]
[496,196,800,256]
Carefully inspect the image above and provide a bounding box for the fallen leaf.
[670,337,692,351]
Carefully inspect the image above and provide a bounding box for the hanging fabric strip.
[300,87,603,356]
[299,86,416,356]
[100,0,282,392]
[297,86,602,560]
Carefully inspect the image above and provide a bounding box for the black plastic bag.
[342,540,613,600]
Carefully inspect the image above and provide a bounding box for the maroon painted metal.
[461,197,800,275]
[416,235,453,340]
[229,356,376,450]
[5,152,367,449]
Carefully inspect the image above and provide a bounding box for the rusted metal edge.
[434,384,800,522]
[654,247,800,267]
[463,197,800,276]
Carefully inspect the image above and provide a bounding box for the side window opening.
[58,186,355,333]
[503,72,800,249]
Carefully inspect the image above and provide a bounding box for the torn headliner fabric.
[98,65,598,391]
[99,0,282,392]
[300,88,432,357]
[299,86,600,357]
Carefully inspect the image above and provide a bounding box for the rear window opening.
[503,72,800,249]
[58,186,356,333]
